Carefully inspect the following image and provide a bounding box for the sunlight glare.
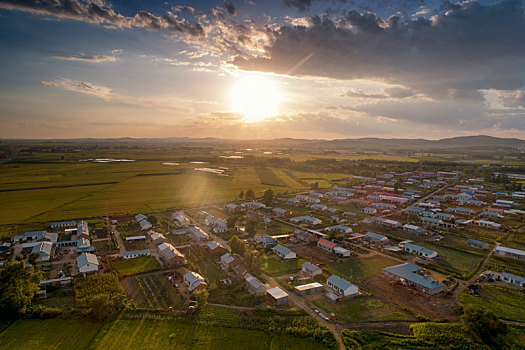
[229,74,282,122]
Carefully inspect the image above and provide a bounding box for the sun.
[229,74,282,122]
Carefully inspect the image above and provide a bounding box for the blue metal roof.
[466,238,487,246]
[327,274,354,291]
[273,244,292,255]
[122,249,150,257]
[365,232,387,241]
[403,242,436,256]
[383,263,443,290]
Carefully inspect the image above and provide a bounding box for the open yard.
[312,294,413,323]
[0,319,101,350]
[263,257,305,276]
[326,255,399,281]
[121,272,185,309]
[420,243,484,278]
[460,285,525,322]
[111,256,160,276]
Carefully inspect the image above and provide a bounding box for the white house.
[183,271,208,292]
[302,261,322,277]
[402,242,438,259]
[334,246,351,257]
[272,244,296,260]
[326,275,358,297]
[494,246,525,261]
[76,253,99,274]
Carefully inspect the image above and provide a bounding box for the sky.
[0,0,524,140]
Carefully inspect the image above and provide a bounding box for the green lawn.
[325,255,399,281]
[195,260,227,284]
[0,319,101,350]
[111,256,160,276]
[460,285,525,322]
[313,295,412,323]
[263,257,305,275]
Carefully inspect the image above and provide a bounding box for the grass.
[263,257,305,275]
[195,260,227,284]
[460,285,525,322]
[325,255,399,281]
[0,318,101,350]
[420,242,484,277]
[255,167,287,187]
[313,295,412,322]
[111,256,161,276]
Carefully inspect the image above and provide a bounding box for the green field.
[460,285,525,322]
[133,273,185,309]
[325,255,399,281]
[263,257,305,275]
[313,295,412,323]
[486,255,525,276]
[421,243,484,278]
[0,319,101,350]
[111,256,160,276]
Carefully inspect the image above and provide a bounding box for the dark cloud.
[0,0,204,36]
[223,2,237,15]
[284,0,315,12]
[234,0,525,100]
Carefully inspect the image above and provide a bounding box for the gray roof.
[327,274,354,291]
[383,263,443,290]
[76,252,98,267]
[272,244,292,256]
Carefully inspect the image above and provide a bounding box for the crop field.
[132,273,185,309]
[0,319,101,350]
[313,295,412,323]
[111,256,160,276]
[255,167,288,187]
[420,243,483,277]
[460,286,525,322]
[263,257,305,275]
[87,318,329,350]
[486,255,525,276]
[326,255,399,281]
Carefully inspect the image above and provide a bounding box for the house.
[294,282,323,295]
[184,271,208,292]
[76,253,99,274]
[295,229,317,243]
[326,275,358,297]
[302,261,322,277]
[171,212,189,225]
[363,207,377,215]
[135,214,147,222]
[125,235,146,242]
[263,218,273,226]
[245,274,266,295]
[317,239,337,253]
[324,225,352,234]
[290,215,322,226]
[138,219,153,231]
[403,224,426,235]
[254,234,278,248]
[31,241,53,262]
[189,226,209,241]
[272,207,291,217]
[158,243,186,265]
[267,286,289,305]
[446,207,475,216]
[224,203,242,213]
[50,220,76,228]
[479,211,504,219]
[466,238,489,250]
[364,232,389,244]
[421,216,454,228]
[383,263,444,294]
[241,201,266,209]
[494,246,525,261]
[12,230,47,243]
[402,242,438,259]
[334,246,351,257]
[206,241,226,254]
[122,249,151,259]
[501,272,525,287]
[150,232,166,245]
[77,221,89,239]
[220,253,239,270]
[474,220,501,230]
[246,210,260,219]
[381,219,401,228]
[272,244,296,260]
[311,204,328,211]
[76,238,94,253]
[205,215,227,228]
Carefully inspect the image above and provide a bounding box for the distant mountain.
[2,135,523,151]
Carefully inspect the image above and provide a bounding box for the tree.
[28,252,40,265]
[147,215,158,225]
[245,189,255,200]
[229,235,246,256]
[239,190,244,199]
[263,189,274,206]
[194,289,208,310]
[14,254,23,262]
[0,261,41,316]
[461,305,507,345]
[246,220,257,235]
[88,294,109,322]
[227,216,237,229]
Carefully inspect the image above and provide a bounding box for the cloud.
[233,0,525,101]
[53,53,118,62]
[284,0,316,12]
[0,0,204,37]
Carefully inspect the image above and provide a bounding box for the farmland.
[123,272,185,309]
[111,256,160,276]
[312,295,413,323]
[460,286,525,322]
[420,243,484,278]
[0,319,102,350]
[325,255,399,281]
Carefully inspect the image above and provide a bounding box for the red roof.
[318,239,337,248]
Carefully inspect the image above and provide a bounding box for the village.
[1,168,524,338]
